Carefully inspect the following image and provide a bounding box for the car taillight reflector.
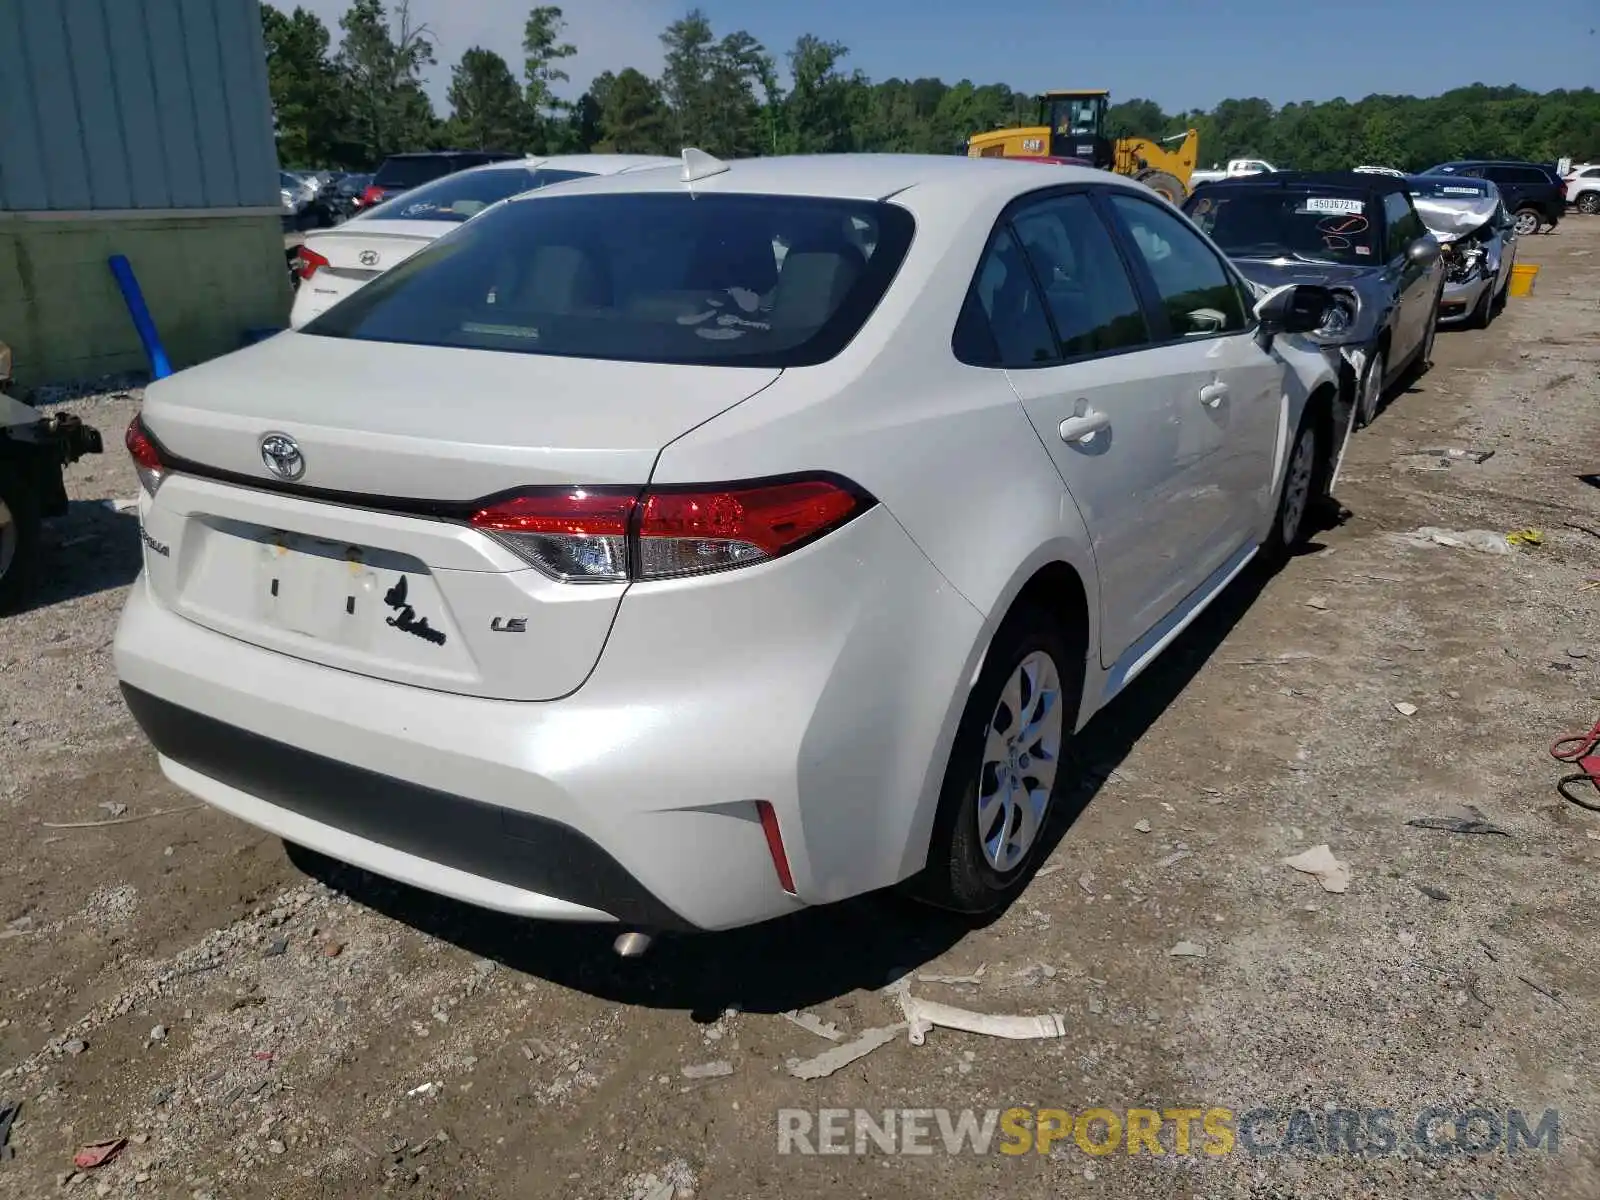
[470,489,637,582]
[467,477,870,583]
[638,479,862,579]
[291,245,329,281]
[125,416,166,495]
[755,801,796,894]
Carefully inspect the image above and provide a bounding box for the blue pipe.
[107,254,173,379]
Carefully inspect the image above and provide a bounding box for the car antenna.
[681,147,730,193]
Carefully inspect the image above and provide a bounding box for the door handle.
[1058,409,1110,444]
[1199,382,1229,408]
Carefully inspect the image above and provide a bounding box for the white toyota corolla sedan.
[287,154,678,329]
[116,152,1346,936]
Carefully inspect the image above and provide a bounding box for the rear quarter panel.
[651,187,1104,882]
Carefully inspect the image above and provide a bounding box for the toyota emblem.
[259,432,305,481]
[359,249,380,266]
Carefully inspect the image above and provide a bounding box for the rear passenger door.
[959,190,1196,666]
[1101,191,1283,579]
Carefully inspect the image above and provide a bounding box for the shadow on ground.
[30,499,141,608]
[288,544,1328,1017]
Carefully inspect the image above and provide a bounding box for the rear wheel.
[0,472,41,616]
[1136,170,1186,205]
[912,604,1080,914]
[1577,192,1600,216]
[1513,207,1542,237]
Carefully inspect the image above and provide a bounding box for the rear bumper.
[121,683,688,927]
[114,504,984,931]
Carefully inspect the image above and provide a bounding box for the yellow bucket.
[1509,263,1539,298]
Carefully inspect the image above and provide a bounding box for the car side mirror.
[1255,283,1334,338]
[1407,235,1440,266]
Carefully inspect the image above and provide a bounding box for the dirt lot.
[3,223,1599,1200]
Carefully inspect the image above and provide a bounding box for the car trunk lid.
[135,335,780,700]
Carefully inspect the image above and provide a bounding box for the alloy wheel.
[1578,193,1599,216]
[976,650,1063,873]
[1514,210,1540,237]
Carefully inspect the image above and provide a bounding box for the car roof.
[1407,172,1492,186]
[482,153,680,176]
[1435,159,1554,171]
[501,152,1139,207]
[1193,169,1409,196]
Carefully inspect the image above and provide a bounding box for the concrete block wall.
[0,214,291,387]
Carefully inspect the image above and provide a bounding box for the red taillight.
[470,489,637,582]
[467,477,868,583]
[639,479,861,577]
[125,417,166,495]
[361,185,385,207]
[755,801,796,894]
[291,245,328,281]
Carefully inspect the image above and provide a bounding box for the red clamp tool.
[1552,718,1600,812]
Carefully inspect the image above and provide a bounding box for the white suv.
[116,154,1342,935]
[1566,164,1600,215]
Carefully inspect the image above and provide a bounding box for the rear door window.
[1010,194,1149,357]
[306,191,915,368]
[954,227,1058,368]
[1107,193,1246,338]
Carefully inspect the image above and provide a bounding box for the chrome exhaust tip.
[613,931,653,958]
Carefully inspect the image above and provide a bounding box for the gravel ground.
[2,223,1599,1199]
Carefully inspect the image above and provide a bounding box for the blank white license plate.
[257,534,382,646]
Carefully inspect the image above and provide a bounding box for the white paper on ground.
[1282,844,1352,893]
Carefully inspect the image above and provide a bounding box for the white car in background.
[287,154,677,328]
[1566,163,1600,215]
[118,153,1345,937]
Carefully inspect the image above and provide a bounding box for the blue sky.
[293,0,1599,114]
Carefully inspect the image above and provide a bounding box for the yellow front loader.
[967,89,1199,204]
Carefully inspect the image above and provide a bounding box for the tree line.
[263,1,1600,173]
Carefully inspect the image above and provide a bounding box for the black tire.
[1513,207,1542,237]
[1579,192,1600,216]
[910,603,1082,914]
[1137,169,1186,205]
[1263,409,1321,566]
[1466,279,1493,329]
[0,468,42,616]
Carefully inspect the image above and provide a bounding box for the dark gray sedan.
[1184,171,1445,428]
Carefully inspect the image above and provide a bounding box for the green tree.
[780,35,867,154]
[445,47,528,151]
[593,67,672,154]
[336,0,437,159]
[522,5,578,153]
[659,9,717,150]
[260,3,355,166]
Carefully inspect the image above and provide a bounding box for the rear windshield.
[373,156,458,189]
[361,167,590,223]
[1408,176,1491,200]
[1186,188,1380,265]
[304,192,916,368]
